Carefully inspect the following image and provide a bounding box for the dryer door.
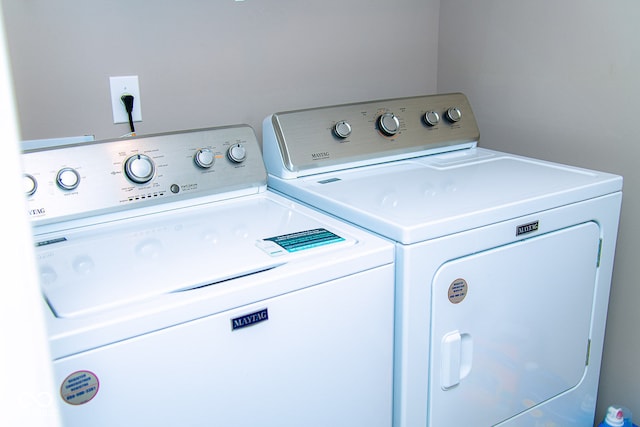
[428,221,600,426]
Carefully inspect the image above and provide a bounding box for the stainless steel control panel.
[264,93,480,178]
[22,125,266,226]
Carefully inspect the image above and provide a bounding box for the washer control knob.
[378,112,401,136]
[194,148,215,169]
[445,107,462,123]
[56,167,81,191]
[423,111,440,126]
[227,143,247,163]
[333,120,352,139]
[125,154,155,184]
[24,174,37,196]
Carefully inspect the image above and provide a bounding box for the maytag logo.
[516,220,539,236]
[231,308,269,331]
[28,207,46,216]
[311,151,330,160]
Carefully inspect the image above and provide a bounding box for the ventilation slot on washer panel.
[170,264,285,293]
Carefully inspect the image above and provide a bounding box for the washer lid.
[268,148,622,244]
[35,194,358,319]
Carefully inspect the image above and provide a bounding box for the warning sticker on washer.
[261,228,345,254]
[448,278,468,304]
[60,370,99,405]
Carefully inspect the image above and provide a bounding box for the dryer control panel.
[264,92,480,178]
[22,125,267,226]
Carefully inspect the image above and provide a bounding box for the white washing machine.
[22,125,395,427]
[262,93,623,427]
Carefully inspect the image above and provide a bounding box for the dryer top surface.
[268,147,622,243]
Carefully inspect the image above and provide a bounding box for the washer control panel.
[22,125,266,226]
[265,92,480,177]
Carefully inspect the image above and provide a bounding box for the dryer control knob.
[424,111,440,126]
[333,121,352,139]
[378,112,400,136]
[227,143,247,163]
[445,107,462,123]
[56,167,81,191]
[125,154,155,184]
[194,148,215,168]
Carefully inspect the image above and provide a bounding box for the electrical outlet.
[109,76,142,124]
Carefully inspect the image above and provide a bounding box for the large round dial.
[227,143,247,163]
[194,148,215,169]
[56,167,80,190]
[378,112,400,136]
[125,154,155,184]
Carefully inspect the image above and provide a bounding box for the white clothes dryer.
[262,93,623,427]
[22,125,395,427]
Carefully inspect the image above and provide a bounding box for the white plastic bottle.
[599,406,624,427]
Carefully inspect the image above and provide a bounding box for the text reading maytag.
[311,152,330,160]
[231,308,269,331]
[516,220,539,236]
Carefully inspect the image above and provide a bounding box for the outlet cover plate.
[110,76,142,124]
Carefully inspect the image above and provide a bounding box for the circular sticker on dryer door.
[448,278,468,304]
[60,370,100,405]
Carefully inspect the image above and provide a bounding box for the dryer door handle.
[440,330,473,390]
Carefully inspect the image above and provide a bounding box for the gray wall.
[438,0,640,423]
[1,0,439,142]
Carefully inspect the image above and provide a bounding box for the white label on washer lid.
[257,228,345,256]
[60,370,99,405]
